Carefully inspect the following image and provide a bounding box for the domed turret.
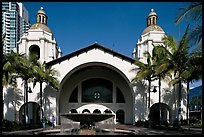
[30,7,52,33]
[142,9,163,35]
[148,8,157,18]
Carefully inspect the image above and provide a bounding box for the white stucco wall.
[52,48,136,84]
[18,29,57,63]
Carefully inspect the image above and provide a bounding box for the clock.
[93,91,101,99]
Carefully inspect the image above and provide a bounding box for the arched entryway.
[149,103,171,125]
[116,109,125,124]
[59,62,134,124]
[19,102,42,126]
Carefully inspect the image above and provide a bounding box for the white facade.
[132,9,187,123]
[3,8,187,126]
[47,44,136,124]
[17,7,61,63]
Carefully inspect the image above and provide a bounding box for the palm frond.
[175,2,202,25]
[134,60,146,69]
[188,25,202,45]
[162,35,177,52]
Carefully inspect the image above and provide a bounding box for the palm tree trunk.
[178,81,182,127]
[158,76,161,127]
[148,80,151,109]
[40,81,43,119]
[24,79,28,124]
[24,80,27,124]
[187,81,190,130]
[14,91,16,122]
[1,84,3,121]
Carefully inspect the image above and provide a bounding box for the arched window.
[82,109,90,114]
[38,15,41,23]
[104,109,112,114]
[29,45,40,60]
[93,109,101,114]
[153,17,156,24]
[42,16,45,24]
[70,109,78,113]
[82,78,112,103]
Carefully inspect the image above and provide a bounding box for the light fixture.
[152,86,157,93]
[27,87,32,93]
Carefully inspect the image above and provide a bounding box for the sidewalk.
[2,124,202,135]
[2,126,60,135]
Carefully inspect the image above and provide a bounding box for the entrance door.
[116,109,125,124]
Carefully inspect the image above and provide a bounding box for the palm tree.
[2,51,19,88]
[44,64,60,90]
[13,54,36,124]
[33,60,60,119]
[180,45,202,128]
[151,45,173,126]
[175,4,202,112]
[132,51,156,109]
[2,49,36,124]
[175,2,202,46]
[156,25,191,127]
[15,54,35,103]
[2,35,20,121]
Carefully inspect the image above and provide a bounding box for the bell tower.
[36,7,47,25]
[133,9,165,64]
[147,9,158,26]
[18,7,62,63]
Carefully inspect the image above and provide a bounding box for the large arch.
[19,102,42,126]
[58,62,134,124]
[149,103,171,125]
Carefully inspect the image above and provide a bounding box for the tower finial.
[151,8,154,12]
[40,7,43,10]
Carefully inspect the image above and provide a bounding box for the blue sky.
[23,2,201,88]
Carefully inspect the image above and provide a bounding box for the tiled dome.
[142,25,163,35]
[30,23,52,33]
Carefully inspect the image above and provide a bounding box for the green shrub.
[143,120,150,128]
[189,118,200,124]
[135,120,143,126]
[2,119,21,131]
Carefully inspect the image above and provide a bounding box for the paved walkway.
[2,124,202,135]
